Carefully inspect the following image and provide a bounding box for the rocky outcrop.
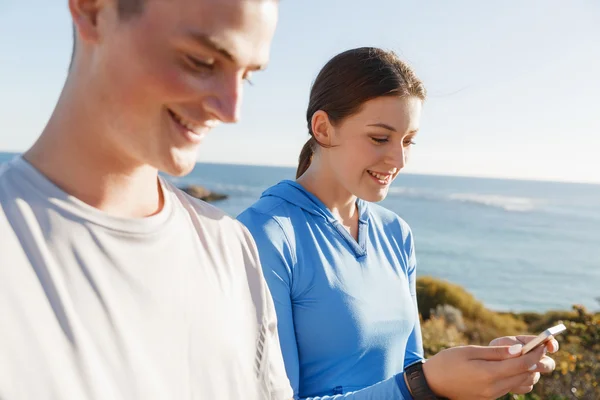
[181,185,228,202]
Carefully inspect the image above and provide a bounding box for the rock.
[181,185,228,202]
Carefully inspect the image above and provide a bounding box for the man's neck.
[24,85,164,219]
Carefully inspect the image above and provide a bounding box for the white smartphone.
[521,323,567,355]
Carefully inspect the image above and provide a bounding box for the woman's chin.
[359,187,389,203]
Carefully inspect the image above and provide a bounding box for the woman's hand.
[422,342,549,400]
[488,335,558,394]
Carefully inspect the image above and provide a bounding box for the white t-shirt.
[0,156,293,400]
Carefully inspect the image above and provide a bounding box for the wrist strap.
[405,361,443,400]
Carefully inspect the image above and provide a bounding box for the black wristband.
[404,361,444,400]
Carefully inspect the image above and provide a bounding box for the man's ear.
[68,0,106,44]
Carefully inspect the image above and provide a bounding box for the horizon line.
[195,159,600,187]
[1,150,597,187]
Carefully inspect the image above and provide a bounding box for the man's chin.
[159,152,198,178]
[163,163,196,177]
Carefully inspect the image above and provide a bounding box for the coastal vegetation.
[417,277,599,399]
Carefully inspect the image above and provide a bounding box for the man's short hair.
[116,0,146,20]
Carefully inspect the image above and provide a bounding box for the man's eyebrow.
[186,31,267,71]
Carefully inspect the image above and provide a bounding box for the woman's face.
[322,96,422,202]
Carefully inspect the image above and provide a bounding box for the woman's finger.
[496,372,539,396]
[534,355,556,374]
[492,345,546,378]
[515,335,560,354]
[547,338,559,353]
[511,372,541,394]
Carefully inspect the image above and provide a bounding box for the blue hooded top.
[238,180,423,399]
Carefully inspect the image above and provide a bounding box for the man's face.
[82,0,278,176]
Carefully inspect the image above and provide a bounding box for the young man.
[0,0,292,399]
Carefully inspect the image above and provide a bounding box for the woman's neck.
[297,161,359,238]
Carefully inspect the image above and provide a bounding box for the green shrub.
[416,277,600,399]
[521,310,582,334]
[498,307,599,399]
[416,276,484,321]
[526,306,600,399]
[421,316,468,357]
[416,276,527,344]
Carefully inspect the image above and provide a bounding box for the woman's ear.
[311,110,333,146]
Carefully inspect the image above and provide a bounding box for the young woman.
[238,47,557,400]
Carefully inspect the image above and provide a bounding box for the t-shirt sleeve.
[262,281,296,400]
[238,210,299,400]
[238,209,301,398]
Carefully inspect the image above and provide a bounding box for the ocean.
[2,152,599,313]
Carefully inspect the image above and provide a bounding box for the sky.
[1,1,599,184]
